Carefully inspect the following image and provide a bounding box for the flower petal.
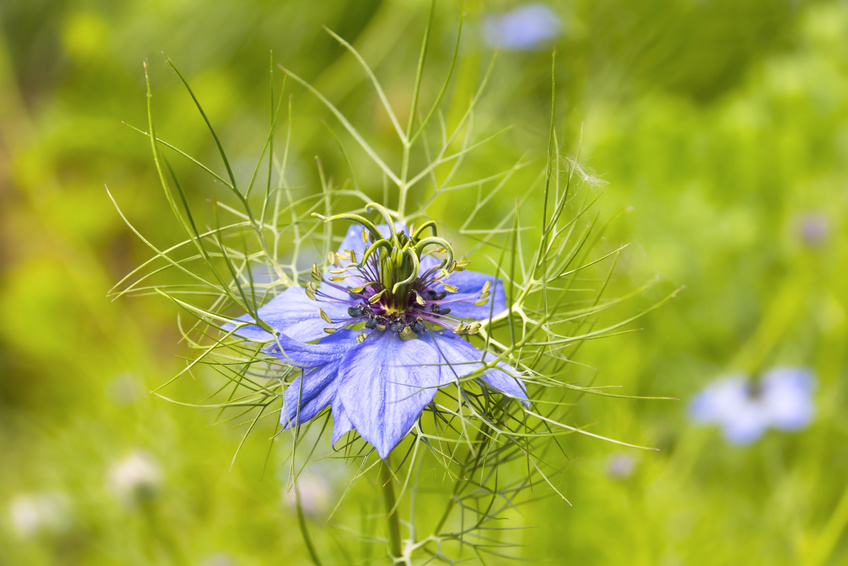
[689,376,748,424]
[423,331,529,405]
[229,285,349,343]
[331,400,355,444]
[266,329,359,368]
[337,331,445,459]
[721,404,770,445]
[763,368,815,430]
[437,269,507,320]
[281,362,342,429]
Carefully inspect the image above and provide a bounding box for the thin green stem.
[295,484,324,566]
[381,458,403,562]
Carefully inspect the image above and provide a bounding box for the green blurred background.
[2,0,847,564]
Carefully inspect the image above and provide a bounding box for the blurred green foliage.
[1,0,847,564]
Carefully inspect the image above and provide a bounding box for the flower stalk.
[380,458,403,562]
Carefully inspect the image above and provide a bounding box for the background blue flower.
[483,4,561,50]
[690,368,815,444]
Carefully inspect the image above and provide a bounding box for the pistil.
[309,206,490,339]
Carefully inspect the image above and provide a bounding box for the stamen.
[305,281,318,301]
[314,216,476,341]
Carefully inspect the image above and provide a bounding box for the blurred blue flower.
[690,368,815,444]
[483,4,561,50]
[230,223,528,459]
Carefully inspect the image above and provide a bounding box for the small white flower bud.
[107,450,163,505]
[9,492,72,539]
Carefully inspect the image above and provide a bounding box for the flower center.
[328,225,456,340]
[308,206,488,341]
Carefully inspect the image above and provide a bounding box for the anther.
[422,289,447,301]
[368,289,386,304]
[411,319,427,334]
[305,281,318,301]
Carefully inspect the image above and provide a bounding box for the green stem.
[295,484,324,566]
[380,458,403,562]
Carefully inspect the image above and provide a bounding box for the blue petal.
[281,362,341,429]
[437,269,507,320]
[267,329,359,368]
[423,331,529,405]
[689,376,747,424]
[483,5,561,51]
[762,368,815,431]
[331,400,355,444]
[229,285,349,343]
[721,405,770,445]
[337,331,446,459]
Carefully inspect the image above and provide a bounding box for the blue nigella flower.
[483,4,561,51]
[229,215,528,459]
[689,368,815,444]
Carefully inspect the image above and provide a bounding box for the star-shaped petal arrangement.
[228,221,528,459]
